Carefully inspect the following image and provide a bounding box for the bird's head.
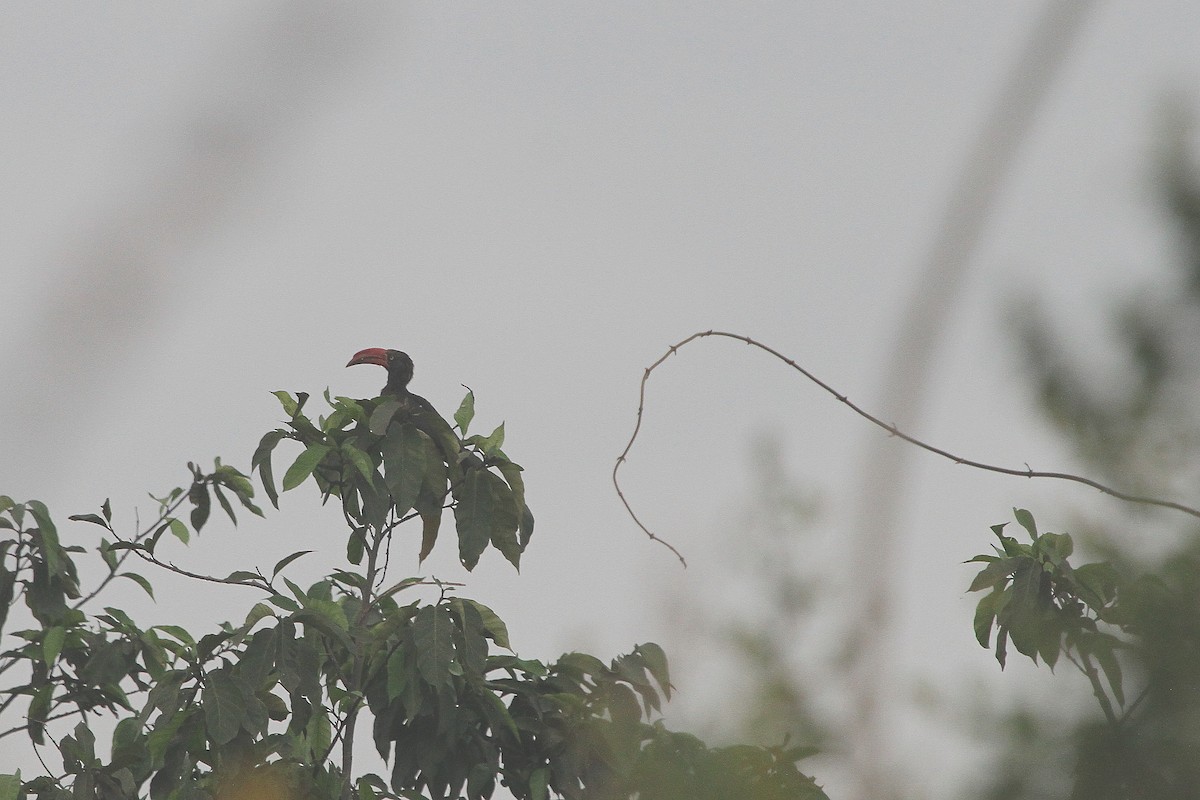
[347,348,415,392]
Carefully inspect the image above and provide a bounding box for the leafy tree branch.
[1,375,828,799]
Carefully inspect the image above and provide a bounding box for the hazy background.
[5,3,1200,797]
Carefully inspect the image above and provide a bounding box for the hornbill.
[346,346,463,471]
[346,347,458,560]
[345,348,438,414]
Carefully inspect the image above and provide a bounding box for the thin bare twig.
[111,529,275,594]
[72,494,190,610]
[614,330,1200,563]
[1061,648,1119,727]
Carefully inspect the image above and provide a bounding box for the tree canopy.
[0,384,827,800]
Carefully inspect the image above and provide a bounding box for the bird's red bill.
[346,348,389,368]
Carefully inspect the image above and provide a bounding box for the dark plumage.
[345,347,437,413]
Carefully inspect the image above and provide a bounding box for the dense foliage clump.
[0,388,827,800]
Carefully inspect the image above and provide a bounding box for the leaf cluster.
[255,389,532,570]
[0,386,826,799]
[968,509,1129,719]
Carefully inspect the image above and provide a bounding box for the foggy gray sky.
[5,3,1200,797]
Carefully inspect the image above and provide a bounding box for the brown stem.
[614,330,1200,563]
[1063,647,1119,727]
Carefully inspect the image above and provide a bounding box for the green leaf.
[454,389,475,434]
[478,688,519,738]
[529,767,549,800]
[412,605,455,687]
[0,773,21,800]
[356,778,380,800]
[414,446,449,563]
[1006,560,1049,662]
[272,390,298,417]
[1035,531,1073,565]
[111,716,143,765]
[412,409,463,480]
[387,647,409,701]
[369,398,403,435]
[381,424,428,517]
[27,501,64,578]
[304,707,331,763]
[203,669,248,745]
[238,628,276,688]
[212,483,237,525]
[252,430,287,509]
[272,550,312,579]
[487,474,523,570]
[1013,508,1038,539]
[155,625,196,646]
[519,505,535,548]
[377,576,424,602]
[119,572,156,600]
[614,652,652,689]
[968,559,1018,593]
[1038,617,1061,670]
[269,595,300,614]
[321,407,353,433]
[214,464,256,499]
[557,651,608,678]
[340,442,377,484]
[282,443,332,491]
[295,599,351,643]
[147,707,190,766]
[68,513,111,530]
[189,484,211,532]
[418,502,442,564]
[454,470,494,570]
[106,541,147,553]
[346,527,366,565]
[445,600,485,677]
[606,682,642,726]
[1071,561,1121,610]
[244,603,274,629]
[332,395,367,422]
[101,605,138,631]
[0,566,15,636]
[263,692,288,721]
[28,685,51,744]
[43,626,66,665]
[453,598,510,650]
[283,577,306,601]
[481,422,505,455]
[496,461,527,518]
[973,588,1005,648]
[168,518,189,544]
[81,640,137,688]
[356,476,390,535]
[998,534,1025,558]
[635,642,671,696]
